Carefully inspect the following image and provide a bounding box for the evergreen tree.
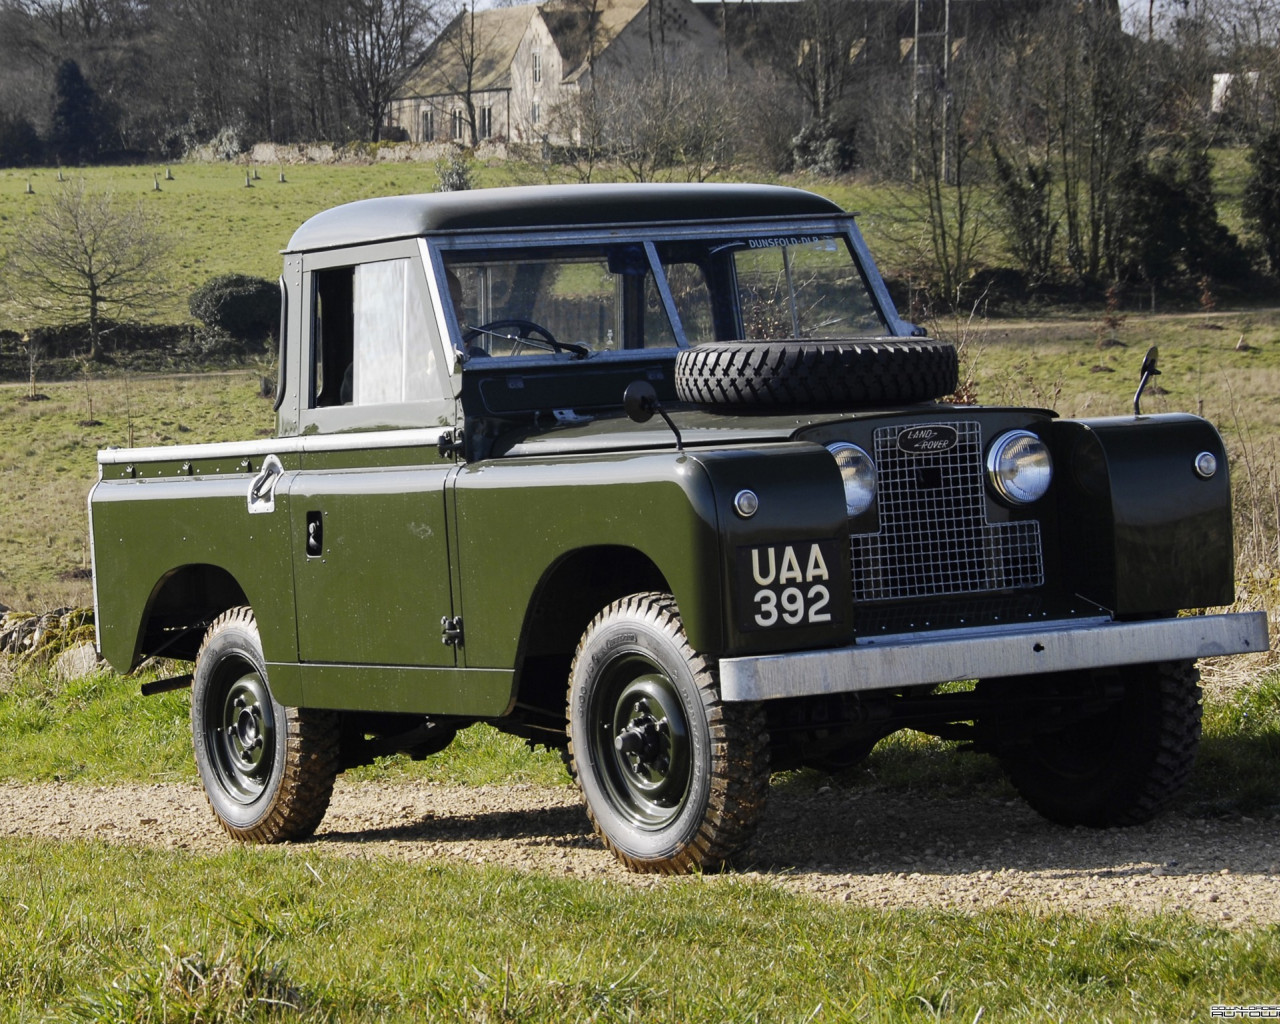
[1244,129,1280,277]
[48,60,101,165]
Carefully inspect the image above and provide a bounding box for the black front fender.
[1050,413,1234,614]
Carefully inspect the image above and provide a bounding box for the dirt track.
[1,778,1276,925]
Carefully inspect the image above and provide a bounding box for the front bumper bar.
[718,611,1270,702]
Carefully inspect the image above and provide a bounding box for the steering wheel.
[462,318,588,358]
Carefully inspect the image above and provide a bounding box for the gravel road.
[2,779,1275,925]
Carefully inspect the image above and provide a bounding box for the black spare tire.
[673,338,958,408]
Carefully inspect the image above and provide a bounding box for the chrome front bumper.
[718,611,1270,702]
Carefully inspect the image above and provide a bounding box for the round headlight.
[986,430,1053,504]
[826,442,876,517]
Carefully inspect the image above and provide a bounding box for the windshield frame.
[423,214,910,365]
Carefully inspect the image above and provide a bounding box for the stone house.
[387,0,725,147]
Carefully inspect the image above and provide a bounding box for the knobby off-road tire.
[673,338,959,409]
[984,660,1202,828]
[567,593,770,874]
[191,607,339,842]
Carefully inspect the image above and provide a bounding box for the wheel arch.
[133,563,251,664]
[510,545,669,725]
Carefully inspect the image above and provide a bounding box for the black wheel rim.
[208,666,276,804]
[589,654,693,830]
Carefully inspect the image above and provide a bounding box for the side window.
[312,257,447,408]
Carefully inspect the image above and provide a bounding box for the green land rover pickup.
[90,183,1269,873]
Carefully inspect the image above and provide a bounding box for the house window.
[478,105,492,139]
[422,109,435,142]
[451,109,466,140]
[531,101,540,125]
[532,51,542,84]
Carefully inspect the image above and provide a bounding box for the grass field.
[1,837,1275,1024]
[0,371,275,609]
[1,146,1262,328]
[0,160,917,305]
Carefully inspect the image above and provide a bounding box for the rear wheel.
[567,593,769,873]
[191,607,339,842]
[981,660,1201,827]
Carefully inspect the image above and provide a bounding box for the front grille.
[849,421,1044,603]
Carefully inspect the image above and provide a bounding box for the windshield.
[440,229,886,359]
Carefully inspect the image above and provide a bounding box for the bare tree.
[545,82,610,182]
[5,180,171,361]
[904,50,997,307]
[427,2,504,147]
[338,0,440,141]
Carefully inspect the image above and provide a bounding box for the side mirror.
[1140,346,1159,378]
[622,380,682,450]
[1133,346,1160,417]
[623,380,658,423]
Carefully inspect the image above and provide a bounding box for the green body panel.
[452,452,722,667]
[291,445,455,668]
[451,441,853,676]
[91,464,299,670]
[270,663,513,715]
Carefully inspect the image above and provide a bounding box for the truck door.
[289,244,459,671]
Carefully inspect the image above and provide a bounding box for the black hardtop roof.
[285,182,846,253]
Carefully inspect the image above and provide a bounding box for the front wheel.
[980,659,1202,827]
[567,593,769,874]
[191,607,339,842]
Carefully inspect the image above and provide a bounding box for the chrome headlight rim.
[826,441,877,518]
[986,429,1053,505]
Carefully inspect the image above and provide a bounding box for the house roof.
[540,0,650,81]
[403,4,538,98]
[401,0,691,100]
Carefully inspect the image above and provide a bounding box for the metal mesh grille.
[849,422,1043,603]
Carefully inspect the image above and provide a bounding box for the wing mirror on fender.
[1133,346,1160,416]
[623,381,683,451]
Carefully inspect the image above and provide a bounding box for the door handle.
[246,454,284,514]
[305,511,323,557]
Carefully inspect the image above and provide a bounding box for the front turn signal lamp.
[986,430,1053,505]
[826,442,877,517]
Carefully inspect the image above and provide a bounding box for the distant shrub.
[189,274,278,345]
[179,325,247,360]
[28,320,184,357]
[790,118,857,176]
[208,123,248,161]
[434,148,475,192]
